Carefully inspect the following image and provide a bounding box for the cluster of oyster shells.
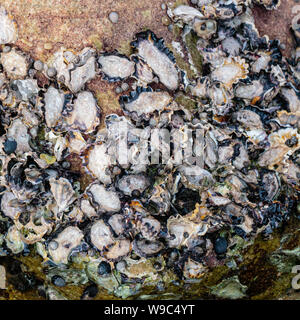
[0,0,299,297]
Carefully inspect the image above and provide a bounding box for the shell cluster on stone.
[0,0,299,298]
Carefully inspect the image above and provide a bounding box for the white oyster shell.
[104,239,131,261]
[49,177,76,213]
[48,226,84,264]
[5,226,24,254]
[0,49,28,79]
[98,55,135,79]
[51,47,96,93]
[137,216,161,240]
[135,40,179,90]
[90,220,114,251]
[66,91,99,133]
[87,143,114,185]
[0,6,18,44]
[168,5,204,24]
[235,80,264,100]
[67,131,87,154]
[7,118,31,154]
[80,198,97,219]
[117,174,150,196]
[69,55,96,93]
[87,183,121,213]
[1,191,21,220]
[211,57,248,88]
[13,79,39,101]
[44,86,65,128]
[108,214,126,236]
[122,91,172,116]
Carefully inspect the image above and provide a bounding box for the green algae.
[184,30,203,75]
[175,93,198,111]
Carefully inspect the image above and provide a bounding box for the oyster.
[131,31,179,90]
[120,88,172,118]
[50,47,96,93]
[0,1,299,300]
[133,239,164,258]
[0,6,18,44]
[117,174,150,196]
[86,143,114,184]
[65,91,100,133]
[90,220,115,251]
[1,191,21,220]
[98,54,135,80]
[211,57,248,89]
[49,177,76,213]
[48,226,84,264]
[7,119,31,154]
[87,183,121,213]
[44,87,65,128]
[0,49,29,80]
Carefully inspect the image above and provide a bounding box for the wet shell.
[49,177,76,213]
[108,214,126,236]
[0,49,28,80]
[7,119,31,154]
[44,87,65,128]
[132,239,164,258]
[98,54,135,80]
[117,174,150,196]
[48,226,84,264]
[65,91,100,133]
[211,57,248,88]
[133,57,155,85]
[131,31,179,90]
[87,183,121,213]
[1,191,21,220]
[167,214,208,248]
[120,89,172,117]
[86,144,115,185]
[5,225,24,254]
[90,220,115,251]
[137,216,161,240]
[104,239,131,261]
[0,6,18,44]
[168,5,204,24]
[183,258,208,279]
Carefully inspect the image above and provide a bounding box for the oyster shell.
[87,183,121,213]
[0,49,28,80]
[65,91,100,133]
[1,191,21,220]
[0,6,18,44]
[120,89,172,118]
[98,54,135,80]
[49,177,76,213]
[211,57,248,89]
[90,220,115,251]
[86,143,115,185]
[50,47,96,93]
[48,226,84,264]
[133,239,164,258]
[44,87,65,128]
[117,174,150,196]
[131,31,179,90]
